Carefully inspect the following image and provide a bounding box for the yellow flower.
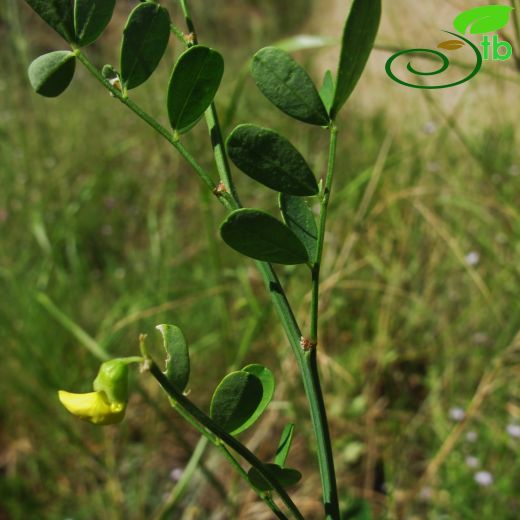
[58,357,142,426]
[58,390,126,425]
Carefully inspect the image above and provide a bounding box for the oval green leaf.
[275,423,295,467]
[248,463,302,492]
[220,209,309,265]
[453,5,514,35]
[227,124,318,196]
[279,194,318,262]
[239,364,275,431]
[156,324,190,393]
[28,51,76,98]
[74,0,116,47]
[251,47,329,126]
[26,0,75,42]
[167,46,224,134]
[331,0,381,118]
[210,371,263,435]
[120,2,170,90]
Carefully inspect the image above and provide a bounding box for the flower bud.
[93,359,130,404]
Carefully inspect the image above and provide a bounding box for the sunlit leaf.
[26,0,75,42]
[167,46,224,134]
[120,2,170,90]
[251,47,329,126]
[453,5,514,35]
[220,209,309,265]
[331,0,381,117]
[210,371,263,435]
[227,124,318,196]
[28,51,76,98]
[74,0,116,47]
[156,324,190,392]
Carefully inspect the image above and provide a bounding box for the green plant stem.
[205,105,242,204]
[170,23,187,45]
[177,0,241,204]
[72,48,233,206]
[38,293,226,498]
[176,2,340,517]
[218,444,288,520]
[307,124,339,518]
[73,39,338,520]
[71,47,290,514]
[152,383,289,520]
[311,124,338,343]
[148,361,303,520]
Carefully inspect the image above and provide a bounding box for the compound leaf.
[227,124,318,196]
[167,46,224,134]
[251,47,329,126]
[120,2,170,90]
[220,209,309,265]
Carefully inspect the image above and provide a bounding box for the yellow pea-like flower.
[58,357,142,426]
[58,390,126,425]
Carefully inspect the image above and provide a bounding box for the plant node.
[300,337,317,352]
[213,181,228,197]
[184,32,196,46]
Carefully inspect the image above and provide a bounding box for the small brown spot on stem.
[300,337,317,351]
[184,32,196,45]
[213,182,227,197]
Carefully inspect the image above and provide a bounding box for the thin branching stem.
[311,124,338,343]
[148,361,304,519]
[72,48,237,207]
[73,22,340,517]
[175,1,340,516]
[72,47,300,517]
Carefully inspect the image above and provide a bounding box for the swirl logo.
[385,5,514,89]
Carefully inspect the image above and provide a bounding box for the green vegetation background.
[1,0,520,518]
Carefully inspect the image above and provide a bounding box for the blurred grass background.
[1,0,520,518]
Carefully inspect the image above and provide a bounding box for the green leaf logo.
[453,5,514,35]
